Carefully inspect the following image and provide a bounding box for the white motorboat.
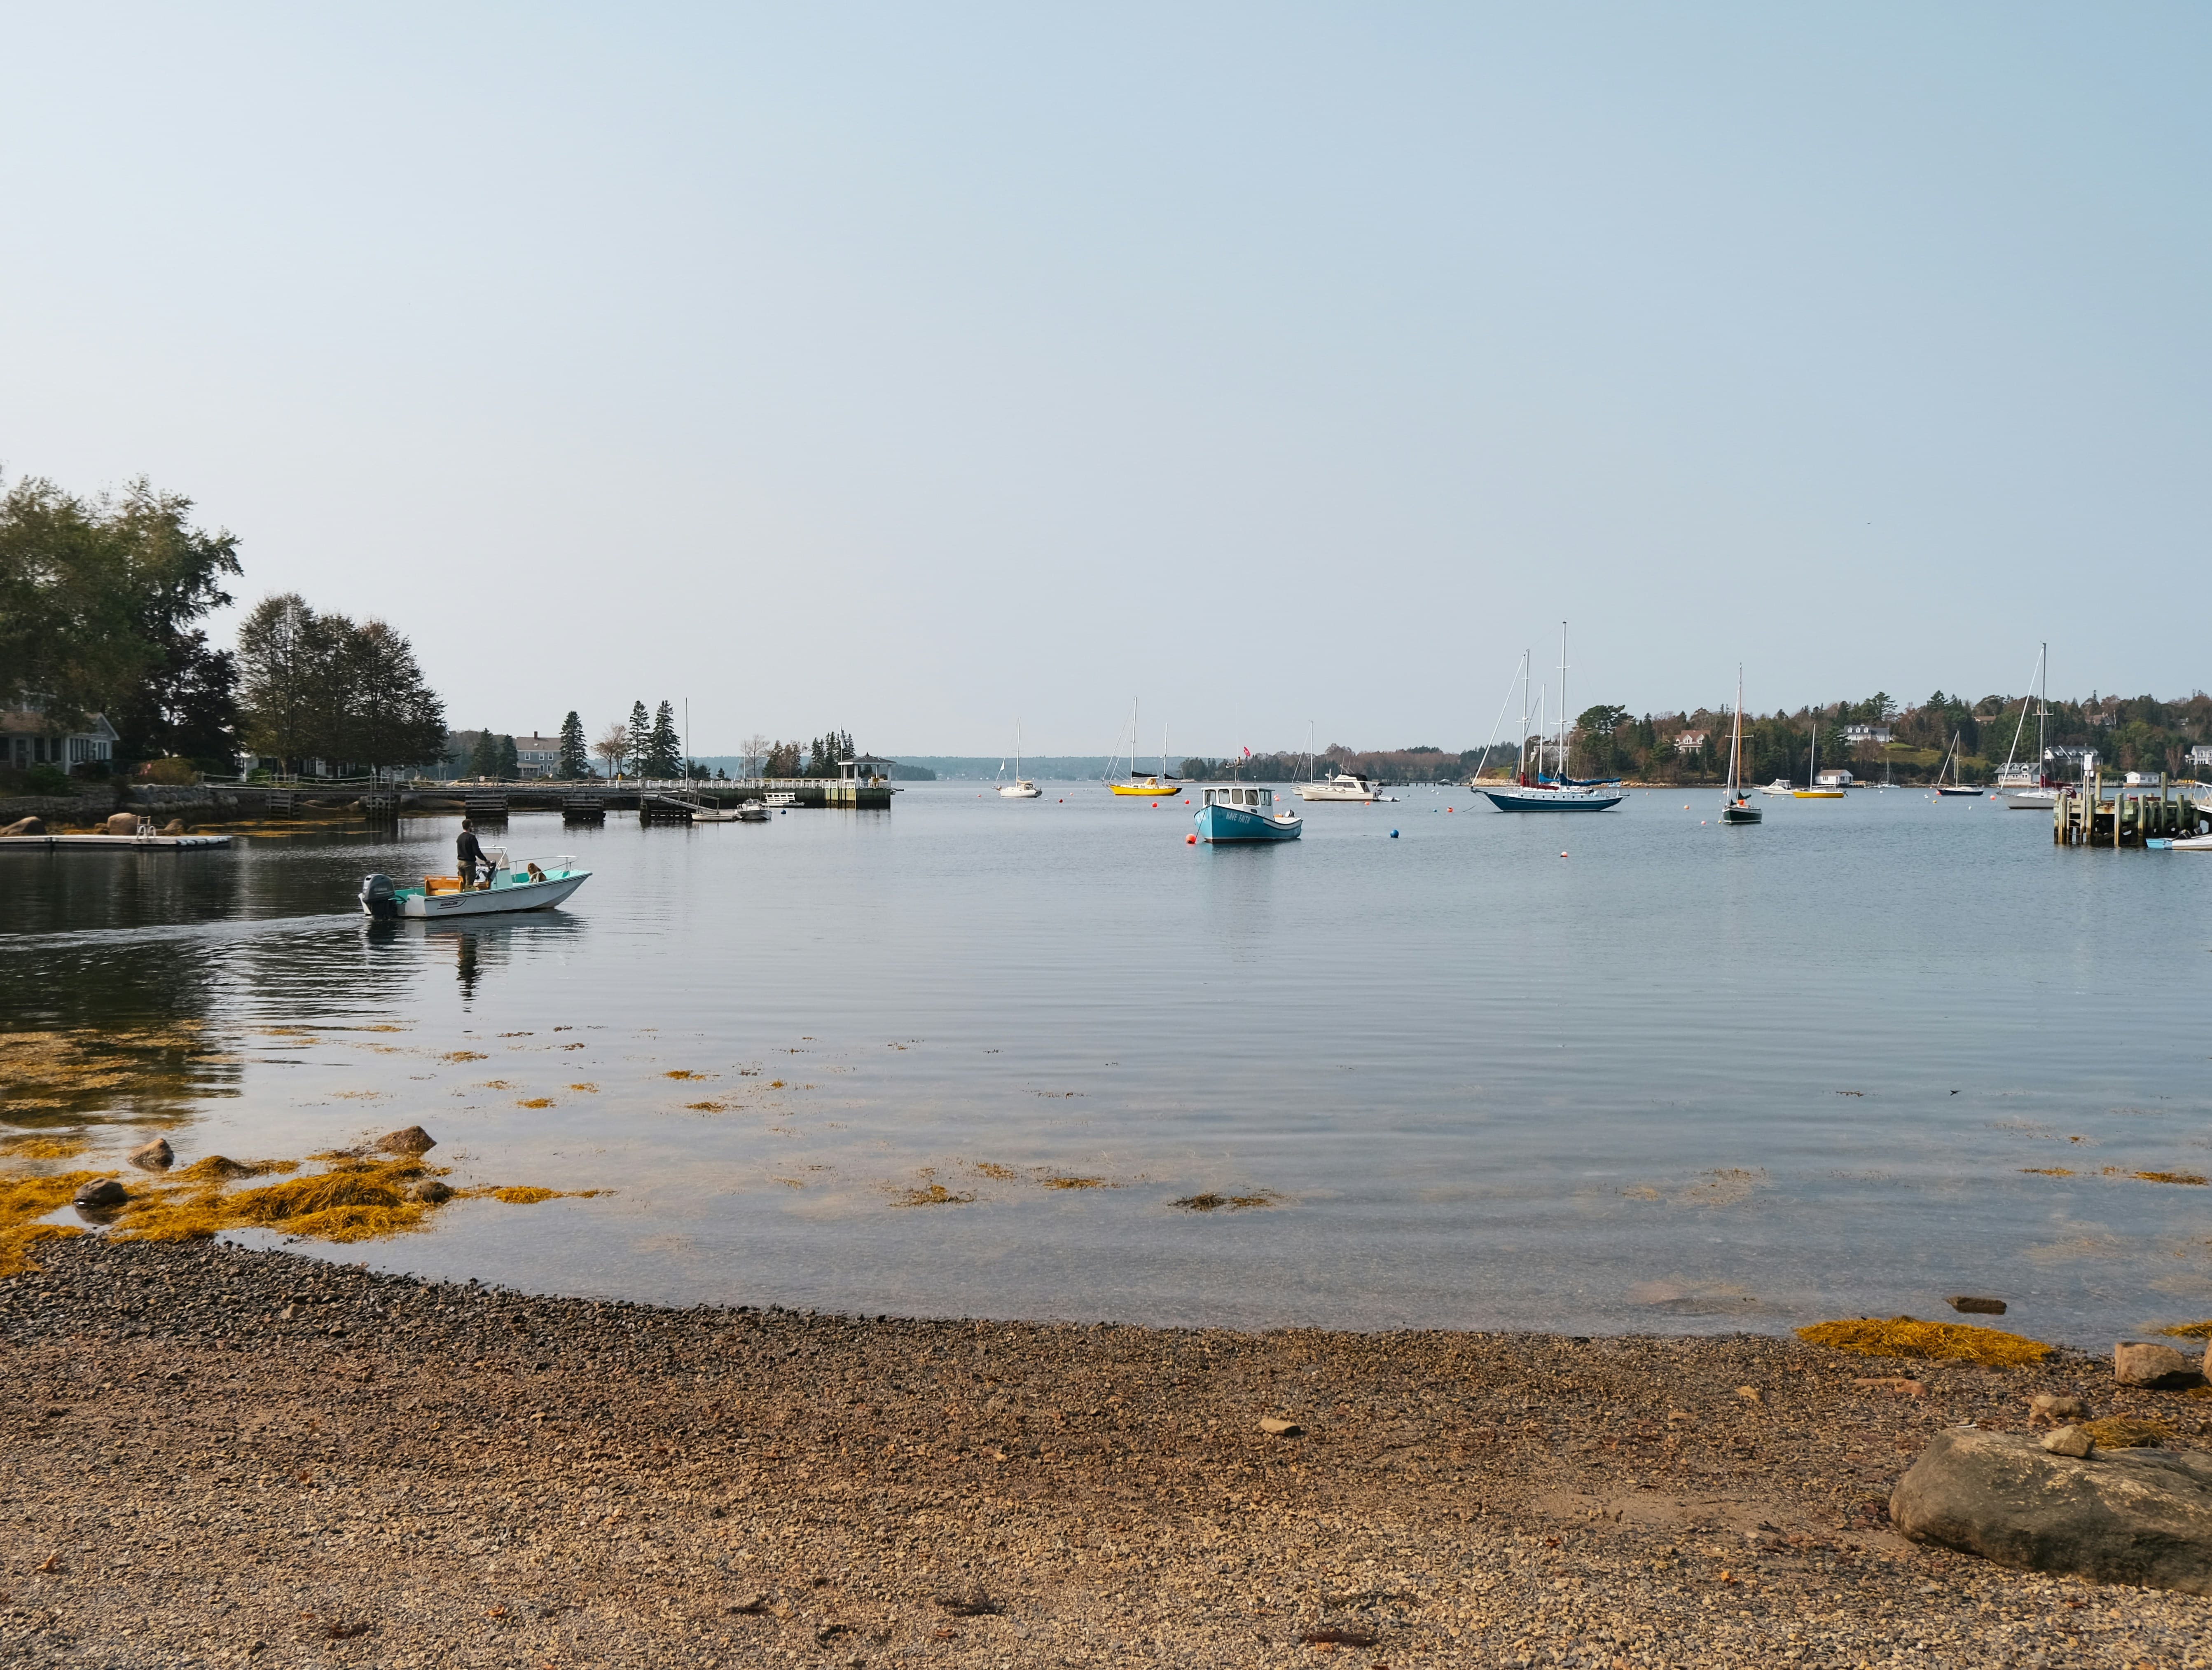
[762,792,797,808]
[686,802,743,822]
[1757,779,1795,797]
[737,799,770,822]
[360,850,589,919]
[1295,770,1395,803]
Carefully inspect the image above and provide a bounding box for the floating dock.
[1,833,233,850]
[2054,772,2206,846]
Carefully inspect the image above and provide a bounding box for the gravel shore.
[4,1238,2208,1668]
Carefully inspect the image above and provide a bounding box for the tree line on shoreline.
[2,474,447,780]
[1181,688,2212,788]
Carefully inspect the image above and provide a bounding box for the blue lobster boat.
[1194,785,1303,843]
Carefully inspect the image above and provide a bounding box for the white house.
[1842,723,1893,745]
[3,707,117,774]
[2189,744,2212,769]
[1673,731,1708,754]
[1816,768,1855,787]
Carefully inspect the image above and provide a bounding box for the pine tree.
[646,701,682,778]
[557,711,587,779]
[468,727,503,778]
[626,702,652,779]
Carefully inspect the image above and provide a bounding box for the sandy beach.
[4,1237,2208,1668]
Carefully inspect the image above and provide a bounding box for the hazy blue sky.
[3,5,2205,755]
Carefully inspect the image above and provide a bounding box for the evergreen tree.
[499,734,519,777]
[625,702,652,778]
[645,701,683,778]
[468,728,504,778]
[557,711,587,779]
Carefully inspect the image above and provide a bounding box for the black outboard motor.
[360,873,398,919]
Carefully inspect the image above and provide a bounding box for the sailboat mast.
[1518,650,1530,783]
[1729,666,1743,797]
[1558,622,1569,780]
[2039,642,2049,783]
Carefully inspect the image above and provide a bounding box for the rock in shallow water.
[376,1126,437,1155]
[127,1137,174,1171]
[72,1178,128,1209]
[1892,1428,2212,1595]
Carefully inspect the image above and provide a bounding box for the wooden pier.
[2054,771,2208,846]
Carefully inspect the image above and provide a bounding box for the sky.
[2,4,2207,757]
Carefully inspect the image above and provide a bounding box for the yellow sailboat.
[1106,701,1184,796]
[1791,719,1846,798]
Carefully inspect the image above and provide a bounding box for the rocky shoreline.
[4,1238,2209,1668]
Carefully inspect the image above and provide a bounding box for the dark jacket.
[456,829,486,870]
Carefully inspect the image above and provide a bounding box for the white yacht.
[1757,779,1795,797]
[1294,770,1395,803]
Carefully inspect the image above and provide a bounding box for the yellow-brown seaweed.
[1795,1317,2051,1368]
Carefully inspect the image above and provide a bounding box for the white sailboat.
[1999,643,2059,810]
[997,721,1041,798]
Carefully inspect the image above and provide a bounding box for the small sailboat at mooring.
[1721,668,1761,825]
[1792,722,1845,799]
[1933,731,1981,797]
[1106,700,1182,796]
[997,720,1041,799]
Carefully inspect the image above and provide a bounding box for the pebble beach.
[5,1238,2210,1668]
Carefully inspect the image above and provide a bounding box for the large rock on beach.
[3,816,44,836]
[2114,1341,2202,1387]
[1891,1427,2212,1595]
[105,811,139,836]
[376,1125,437,1155]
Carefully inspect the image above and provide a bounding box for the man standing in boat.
[456,818,490,888]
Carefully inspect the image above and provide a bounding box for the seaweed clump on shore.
[112,1157,437,1245]
[1,1148,613,1276]
[1795,1316,2051,1368]
[0,1171,99,1274]
[2156,1319,2212,1339]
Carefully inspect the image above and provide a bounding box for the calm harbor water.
[5,782,2210,1344]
